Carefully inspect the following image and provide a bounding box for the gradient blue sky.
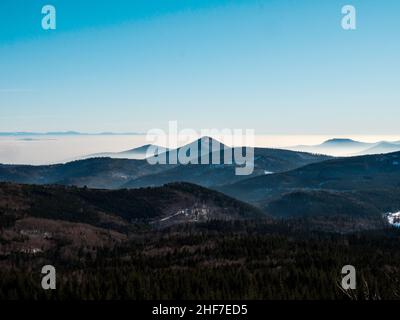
[1,0,399,134]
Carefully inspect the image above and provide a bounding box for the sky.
[1,0,400,135]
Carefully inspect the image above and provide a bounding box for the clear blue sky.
[1,0,400,134]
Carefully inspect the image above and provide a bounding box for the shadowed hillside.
[218,152,400,219]
[0,181,264,238]
[220,151,400,201]
[0,158,166,189]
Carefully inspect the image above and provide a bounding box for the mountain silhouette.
[355,141,400,155]
[81,144,168,160]
[0,137,331,189]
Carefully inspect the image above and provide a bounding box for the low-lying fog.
[1,134,400,165]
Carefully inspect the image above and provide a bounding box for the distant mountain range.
[1,136,400,224]
[77,137,400,162]
[0,137,331,189]
[82,144,168,160]
[0,131,143,136]
[356,141,400,155]
[124,147,331,188]
[288,138,400,156]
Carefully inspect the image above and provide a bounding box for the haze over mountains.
[1,136,400,228]
[358,141,400,155]
[289,138,400,156]
[0,137,331,189]
[72,137,400,162]
[81,144,168,160]
[2,134,400,165]
[0,131,142,136]
[124,137,332,188]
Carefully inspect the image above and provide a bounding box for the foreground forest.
[1,182,398,300]
[1,219,400,300]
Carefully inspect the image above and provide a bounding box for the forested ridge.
[1,219,399,300]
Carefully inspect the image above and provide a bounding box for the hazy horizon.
[2,1,400,164]
[1,133,400,165]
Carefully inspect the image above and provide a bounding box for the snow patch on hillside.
[386,211,400,227]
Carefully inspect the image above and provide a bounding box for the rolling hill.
[218,151,400,219]
[0,181,265,256]
[0,181,264,225]
[264,189,400,220]
[0,157,168,189]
